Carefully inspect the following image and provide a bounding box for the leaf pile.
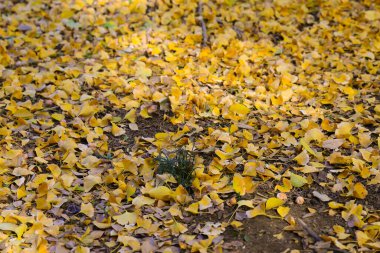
[0,0,379,252]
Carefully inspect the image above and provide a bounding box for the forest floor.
[0,0,379,252]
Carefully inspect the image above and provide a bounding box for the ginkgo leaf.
[113,211,137,225]
[198,195,212,210]
[111,123,126,137]
[13,108,33,118]
[81,203,95,218]
[233,173,256,196]
[266,197,284,210]
[132,196,155,208]
[277,206,290,217]
[0,223,18,233]
[335,122,354,138]
[275,178,293,193]
[83,175,102,192]
[229,103,250,115]
[185,202,199,214]
[146,186,173,201]
[322,139,345,149]
[293,150,309,165]
[353,182,368,199]
[117,235,141,251]
[290,173,308,188]
[237,200,254,208]
[246,203,266,218]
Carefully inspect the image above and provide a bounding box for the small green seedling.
[155,148,195,189]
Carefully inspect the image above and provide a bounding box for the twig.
[297,218,321,242]
[297,219,350,253]
[197,1,208,47]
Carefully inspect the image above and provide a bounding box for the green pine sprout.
[155,148,195,188]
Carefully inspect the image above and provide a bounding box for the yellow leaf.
[79,103,96,117]
[135,61,152,81]
[328,201,344,209]
[61,173,75,189]
[170,221,188,235]
[93,220,112,229]
[300,138,318,158]
[111,123,126,137]
[185,202,199,214]
[280,89,293,102]
[146,186,173,201]
[365,242,380,250]
[13,108,33,118]
[83,175,102,192]
[322,139,345,149]
[36,197,50,210]
[17,185,27,199]
[230,220,243,228]
[125,109,137,123]
[37,238,49,253]
[0,223,18,235]
[132,196,155,208]
[14,223,27,240]
[364,10,380,21]
[266,197,284,210]
[52,113,65,121]
[353,182,368,199]
[237,200,254,208]
[117,235,141,251]
[63,152,78,166]
[275,178,293,193]
[293,150,309,165]
[215,149,233,160]
[290,173,308,188]
[233,173,255,196]
[321,119,335,132]
[229,103,250,115]
[113,159,138,175]
[246,203,266,218]
[332,73,350,84]
[61,9,74,19]
[335,122,354,138]
[47,164,61,178]
[198,195,212,210]
[243,161,259,177]
[358,132,372,148]
[80,203,95,218]
[75,246,90,253]
[0,127,11,136]
[304,128,324,143]
[341,86,358,100]
[113,211,137,225]
[277,206,290,218]
[81,155,100,169]
[356,231,370,246]
[242,130,253,140]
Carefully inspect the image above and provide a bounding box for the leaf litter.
[0,0,379,252]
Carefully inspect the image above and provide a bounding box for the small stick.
[197,1,208,47]
[298,218,349,253]
[297,218,321,242]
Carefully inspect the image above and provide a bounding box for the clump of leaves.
[155,148,195,188]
